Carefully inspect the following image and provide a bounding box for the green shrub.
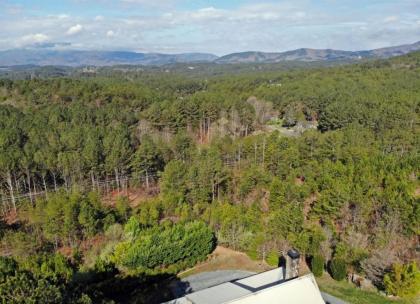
[115,196,131,221]
[0,257,18,281]
[113,221,216,271]
[266,251,279,267]
[384,262,420,299]
[0,256,70,304]
[246,250,258,261]
[330,258,347,281]
[21,253,73,284]
[311,255,324,277]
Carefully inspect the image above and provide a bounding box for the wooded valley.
[0,51,419,303]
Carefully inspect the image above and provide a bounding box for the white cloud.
[106,30,116,37]
[0,1,419,54]
[66,24,83,35]
[20,33,49,45]
[189,7,225,21]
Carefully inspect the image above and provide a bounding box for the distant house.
[164,250,343,304]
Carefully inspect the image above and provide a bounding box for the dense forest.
[0,51,419,303]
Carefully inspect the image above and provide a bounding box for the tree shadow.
[74,269,190,304]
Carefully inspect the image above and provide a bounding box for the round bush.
[330,258,347,281]
[266,251,279,267]
[311,255,324,277]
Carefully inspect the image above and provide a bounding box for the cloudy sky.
[0,0,419,55]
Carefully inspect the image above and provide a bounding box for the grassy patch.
[316,274,416,304]
[177,246,271,279]
[266,118,283,126]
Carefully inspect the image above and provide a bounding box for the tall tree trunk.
[217,175,222,201]
[64,175,69,192]
[199,118,203,143]
[1,190,6,216]
[125,176,128,196]
[13,173,20,194]
[52,173,57,191]
[207,117,211,142]
[6,171,16,213]
[212,178,215,202]
[115,168,120,193]
[96,173,100,194]
[145,169,149,189]
[42,175,48,199]
[262,137,266,165]
[26,168,33,205]
[254,142,257,164]
[91,171,96,191]
[125,175,129,198]
[261,244,267,262]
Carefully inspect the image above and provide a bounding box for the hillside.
[0,41,419,67]
[216,41,420,63]
[0,49,218,66]
[0,51,418,303]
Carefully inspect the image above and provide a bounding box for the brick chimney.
[285,249,300,280]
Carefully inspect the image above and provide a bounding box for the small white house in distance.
[164,250,331,304]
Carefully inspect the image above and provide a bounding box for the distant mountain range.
[0,41,419,66]
[215,41,420,63]
[0,50,218,67]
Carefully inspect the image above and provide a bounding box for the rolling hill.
[0,49,218,67]
[0,41,419,66]
[215,41,420,63]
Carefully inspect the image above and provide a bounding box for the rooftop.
[164,268,326,304]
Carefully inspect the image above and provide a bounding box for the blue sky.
[0,0,419,54]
